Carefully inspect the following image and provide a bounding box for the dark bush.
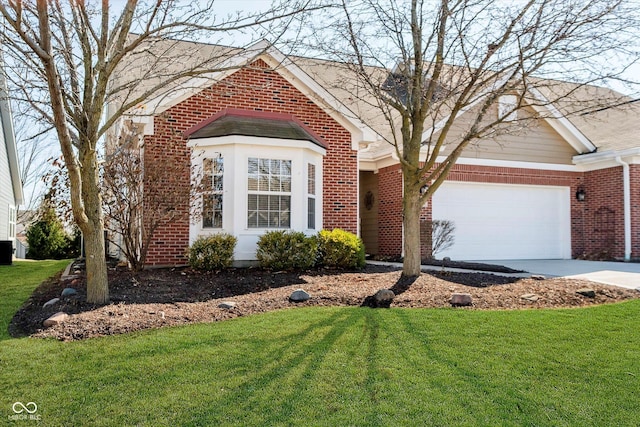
[318,229,365,269]
[188,234,237,270]
[26,208,72,260]
[256,230,318,270]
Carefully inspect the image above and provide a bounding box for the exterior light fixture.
[576,188,586,202]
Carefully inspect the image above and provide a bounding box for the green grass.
[0,259,70,341]
[1,260,639,426]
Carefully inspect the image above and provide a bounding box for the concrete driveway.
[478,259,640,290]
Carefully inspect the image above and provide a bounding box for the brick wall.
[375,162,632,261]
[143,59,357,266]
[377,164,403,257]
[580,166,624,259]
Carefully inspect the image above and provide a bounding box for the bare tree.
[0,0,318,303]
[13,103,56,217]
[306,0,639,276]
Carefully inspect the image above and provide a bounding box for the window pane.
[308,197,315,229]
[248,211,257,228]
[258,212,269,228]
[248,194,257,210]
[248,176,259,191]
[213,175,223,192]
[258,194,268,210]
[214,157,224,174]
[259,158,269,174]
[308,163,316,195]
[259,175,269,191]
[282,160,292,176]
[248,158,259,173]
[247,158,292,229]
[270,159,280,174]
[203,158,213,188]
[281,176,291,192]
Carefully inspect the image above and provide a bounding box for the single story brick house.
[109,40,640,266]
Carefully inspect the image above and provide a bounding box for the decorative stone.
[576,288,596,298]
[520,293,540,302]
[43,312,68,327]
[450,293,473,307]
[218,301,237,309]
[70,278,80,286]
[289,289,311,303]
[43,298,60,308]
[531,275,546,281]
[61,288,77,297]
[373,289,395,308]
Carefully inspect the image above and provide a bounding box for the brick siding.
[143,59,357,266]
[376,162,629,261]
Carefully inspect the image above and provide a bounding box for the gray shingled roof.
[186,109,327,149]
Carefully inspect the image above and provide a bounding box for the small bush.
[318,229,365,269]
[256,230,318,270]
[188,234,237,270]
[26,207,72,260]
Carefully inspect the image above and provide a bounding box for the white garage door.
[431,181,571,260]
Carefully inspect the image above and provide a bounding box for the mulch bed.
[10,261,639,341]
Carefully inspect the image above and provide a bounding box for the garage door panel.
[432,182,570,260]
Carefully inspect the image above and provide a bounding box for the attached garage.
[431,181,571,260]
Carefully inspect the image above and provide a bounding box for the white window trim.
[8,205,16,240]
[247,157,292,229]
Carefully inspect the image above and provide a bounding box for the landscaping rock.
[373,289,395,308]
[289,289,311,303]
[531,275,546,281]
[43,312,68,327]
[218,301,237,309]
[576,288,596,298]
[61,288,77,297]
[43,298,60,308]
[520,293,540,302]
[450,292,473,306]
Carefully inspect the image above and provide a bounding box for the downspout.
[615,156,631,261]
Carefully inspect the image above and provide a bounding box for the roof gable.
[134,41,377,149]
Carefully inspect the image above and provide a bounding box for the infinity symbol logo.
[12,402,38,414]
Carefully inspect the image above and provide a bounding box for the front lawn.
[0,259,70,340]
[1,260,639,426]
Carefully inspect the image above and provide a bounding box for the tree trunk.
[83,221,109,304]
[80,149,109,304]
[402,179,422,277]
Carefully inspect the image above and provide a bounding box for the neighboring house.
[109,40,640,266]
[0,62,22,258]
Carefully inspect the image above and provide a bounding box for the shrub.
[256,230,318,270]
[318,229,365,269]
[26,207,72,260]
[188,234,237,270]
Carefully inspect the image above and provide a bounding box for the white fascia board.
[528,87,596,154]
[187,135,327,157]
[261,50,379,150]
[438,156,580,172]
[0,76,23,205]
[573,147,640,171]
